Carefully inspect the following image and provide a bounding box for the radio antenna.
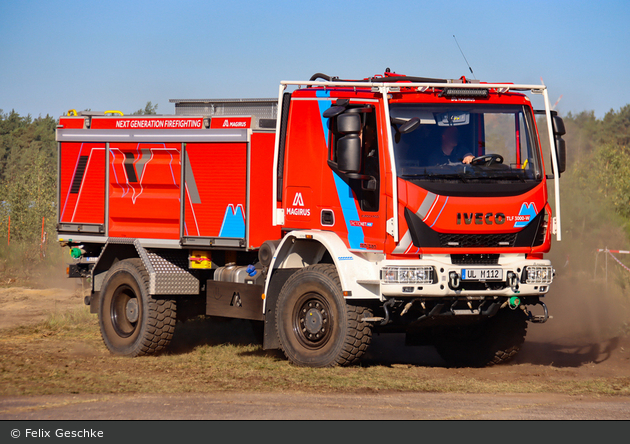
[453,35,476,79]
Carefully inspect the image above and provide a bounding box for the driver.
[428,126,474,165]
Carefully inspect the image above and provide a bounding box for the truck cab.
[267,71,565,367]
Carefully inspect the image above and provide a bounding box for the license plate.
[461,268,503,281]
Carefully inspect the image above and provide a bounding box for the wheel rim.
[292,292,333,349]
[110,284,140,338]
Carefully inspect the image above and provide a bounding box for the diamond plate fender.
[134,240,199,295]
[92,238,199,295]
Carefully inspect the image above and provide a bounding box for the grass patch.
[41,305,95,331]
[0,278,628,398]
[1,307,629,398]
[6,304,98,341]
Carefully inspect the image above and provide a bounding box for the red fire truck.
[56,70,566,367]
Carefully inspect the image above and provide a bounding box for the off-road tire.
[434,307,527,368]
[98,258,176,357]
[276,264,372,367]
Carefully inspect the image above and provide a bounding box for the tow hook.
[526,300,549,323]
[362,298,396,326]
[506,271,518,289]
[379,298,395,325]
[448,271,460,290]
[508,296,521,310]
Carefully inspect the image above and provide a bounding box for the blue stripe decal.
[219,205,245,238]
[515,203,537,228]
[316,90,331,146]
[318,91,363,250]
[332,171,364,249]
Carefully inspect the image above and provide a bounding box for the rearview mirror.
[337,113,362,134]
[553,115,566,136]
[337,135,361,173]
[400,117,421,134]
[323,106,346,118]
[556,136,566,174]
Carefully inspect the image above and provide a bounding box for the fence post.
[594,249,600,280]
[40,216,47,259]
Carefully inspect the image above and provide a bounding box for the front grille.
[451,254,500,265]
[438,233,517,248]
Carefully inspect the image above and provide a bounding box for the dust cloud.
[517,231,630,366]
[31,258,80,292]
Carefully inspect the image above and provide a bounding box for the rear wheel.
[434,307,527,368]
[98,258,176,356]
[276,264,372,367]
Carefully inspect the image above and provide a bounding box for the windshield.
[390,104,543,182]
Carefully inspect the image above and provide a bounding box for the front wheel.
[98,258,176,357]
[276,264,372,367]
[434,307,527,368]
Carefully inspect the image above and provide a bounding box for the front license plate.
[462,268,503,281]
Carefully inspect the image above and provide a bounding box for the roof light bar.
[439,88,489,98]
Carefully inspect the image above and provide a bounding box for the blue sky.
[1,0,628,119]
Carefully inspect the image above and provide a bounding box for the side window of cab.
[325,101,380,212]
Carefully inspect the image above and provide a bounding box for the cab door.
[322,99,387,253]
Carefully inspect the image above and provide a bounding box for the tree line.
[0,110,57,246]
[562,105,630,229]
[0,103,157,253]
[550,105,630,282]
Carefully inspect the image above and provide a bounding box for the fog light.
[381,266,435,284]
[522,266,554,284]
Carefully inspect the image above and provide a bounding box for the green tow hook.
[70,247,83,259]
[508,296,521,310]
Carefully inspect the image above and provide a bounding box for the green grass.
[1,308,629,398]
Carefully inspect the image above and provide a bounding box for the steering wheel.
[470,154,504,166]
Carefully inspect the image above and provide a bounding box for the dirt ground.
[1,272,630,383]
[1,270,630,420]
[0,284,85,332]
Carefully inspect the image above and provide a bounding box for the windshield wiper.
[402,173,472,182]
[490,172,528,182]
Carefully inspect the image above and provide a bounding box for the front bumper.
[379,255,553,298]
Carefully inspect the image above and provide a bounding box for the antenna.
[552,95,563,110]
[453,35,476,79]
[541,78,563,110]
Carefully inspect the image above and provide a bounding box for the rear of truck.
[57,111,281,357]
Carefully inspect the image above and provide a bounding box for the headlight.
[381,266,435,284]
[522,266,554,284]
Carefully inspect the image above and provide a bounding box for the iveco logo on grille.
[457,212,506,225]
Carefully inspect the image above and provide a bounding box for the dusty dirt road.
[2,391,630,420]
[1,272,629,420]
